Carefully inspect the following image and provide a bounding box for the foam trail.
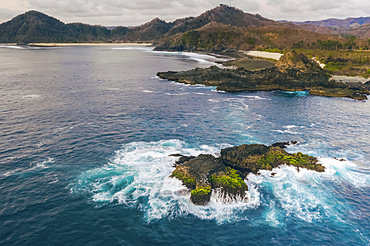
[112,46,154,51]
[247,158,369,226]
[141,89,155,93]
[2,157,55,177]
[319,158,370,187]
[0,45,25,49]
[22,94,40,99]
[241,95,267,100]
[150,50,228,67]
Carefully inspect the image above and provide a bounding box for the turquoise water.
[0,45,369,245]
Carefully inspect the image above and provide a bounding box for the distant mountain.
[292,16,370,28]
[0,10,67,43]
[1,5,369,47]
[65,23,110,42]
[155,22,342,52]
[113,4,275,41]
[343,23,370,38]
[0,10,110,43]
[112,18,174,42]
[165,4,274,36]
[284,16,370,39]
[0,5,280,44]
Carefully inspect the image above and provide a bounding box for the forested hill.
[0,5,280,44]
[1,4,370,49]
[0,11,110,43]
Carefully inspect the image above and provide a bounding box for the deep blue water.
[0,45,369,245]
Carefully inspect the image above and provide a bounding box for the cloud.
[262,0,370,21]
[1,0,370,25]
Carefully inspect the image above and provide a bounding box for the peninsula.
[158,52,370,100]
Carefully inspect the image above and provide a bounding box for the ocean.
[0,45,369,245]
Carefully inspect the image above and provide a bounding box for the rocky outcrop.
[221,144,324,176]
[171,154,245,205]
[171,142,325,205]
[157,52,370,100]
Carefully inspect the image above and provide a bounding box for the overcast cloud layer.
[1,0,370,26]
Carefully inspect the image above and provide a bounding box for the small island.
[158,52,370,101]
[170,142,325,205]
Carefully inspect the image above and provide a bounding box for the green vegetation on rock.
[170,167,196,189]
[221,144,325,174]
[190,187,212,205]
[171,142,325,206]
[293,49,370,78]
[256,148,324,172]
[210,167,247,196]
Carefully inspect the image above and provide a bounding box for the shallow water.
[0,45,369,245]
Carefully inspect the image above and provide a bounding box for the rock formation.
[171,142,325,205]
[158,52,370,100]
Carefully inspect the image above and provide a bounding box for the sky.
[1,0,370,26]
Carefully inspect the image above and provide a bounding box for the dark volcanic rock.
[221,144,269,174]
[171,142,325,205]
[171,154,247,205]
[221,144,324,175]
[271,141,298,148]
[157,52,370,100]
[170,154,196,167]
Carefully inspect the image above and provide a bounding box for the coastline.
[27,42,153,47]
[244,51,283,60]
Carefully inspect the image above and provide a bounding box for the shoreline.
[26,42,153,47]
[244,51,283,60]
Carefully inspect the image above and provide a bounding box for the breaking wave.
[71,140,258,223]
[71,140,368,225]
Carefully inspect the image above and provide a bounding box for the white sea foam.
[141,89,155,93]
[247,158,369,226]
[240,95,267,100]
[150,50,227,67]
[2,157,55,177]
[71,139,369,225]
[165,92,190,96]
[225,98,249,110]
[272,129,301,134]
[71,140,259,223]
[22,94,40,99]
[112,46,154,51]
[30,157,55,169]
[318,158,370,187]
[0,45,25,49]
[284,125,298,129]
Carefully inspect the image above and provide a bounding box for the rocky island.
[171,142,325,205]
[158,52,370,101]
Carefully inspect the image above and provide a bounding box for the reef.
[157,52,369,101]
[171,142,325,205]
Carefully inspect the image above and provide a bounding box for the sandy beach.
[331,75,369,83]
[27,42,153,47]
[245,51,283,60]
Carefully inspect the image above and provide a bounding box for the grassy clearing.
[223,57,274,70]
[293,49,370,78]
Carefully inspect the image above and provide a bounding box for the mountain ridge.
[290,16,370,28]
[0,5,281,44]
[1,5,370,45]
